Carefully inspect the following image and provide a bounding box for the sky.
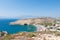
[0,0,60,18]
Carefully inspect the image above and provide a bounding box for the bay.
[0,19,36,34]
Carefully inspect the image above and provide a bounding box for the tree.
[40,22,52,27]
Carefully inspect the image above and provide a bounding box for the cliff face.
[10,17,56,25]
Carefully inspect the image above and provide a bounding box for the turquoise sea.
[0,19,36,34]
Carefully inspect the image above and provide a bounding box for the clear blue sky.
[0,0,60,18]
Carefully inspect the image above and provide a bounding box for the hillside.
[10,17,58,25]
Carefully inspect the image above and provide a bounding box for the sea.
[0,19,36,34]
